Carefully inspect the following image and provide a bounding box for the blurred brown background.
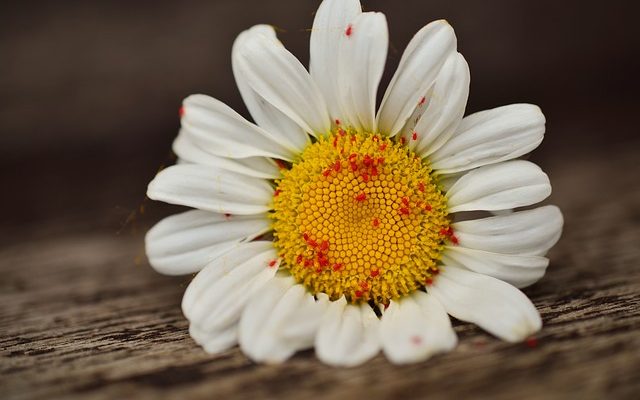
[1,0,638,237]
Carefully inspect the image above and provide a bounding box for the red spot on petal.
[268,259,277,267]
[335,119,341,125]
[345,24,353,37]
[419,96,426,106]
[178,106,185,117]
[412,131,418,141]
[425,278,433,286]
[400,137,407,145]
[224,213,232,220]
[411,336,423,345]
[451,235,459,245]
[275,159,288,170]
[526,337,538,348]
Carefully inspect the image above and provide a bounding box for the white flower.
[146,0,563,367]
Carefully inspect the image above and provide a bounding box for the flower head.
[146,0,563,366]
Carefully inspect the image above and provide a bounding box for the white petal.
[181,94,295,161]
[173,131,281,179]
[232,25,309,152]
[182,241,279,333]
[315,298,380,367]
[145,210,271,275]
[239,275,330,364]
[235,33,331,136]
[446,160,551,213]
[189,323,237,354]
[147,164,274,215]
[380,291,457,364]
[377,20,457,136]
[409,52,470,156]
[453,205,564,256]
[310,0,362,121]
[336,12,388,132]
[430,266,542,342]
[442,247,549,288]
[431,104,546,174]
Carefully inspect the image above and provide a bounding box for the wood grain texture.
[1,147,639,400]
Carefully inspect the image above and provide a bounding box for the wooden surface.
[2,146,640,400]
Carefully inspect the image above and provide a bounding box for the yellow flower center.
[272,129,450,304]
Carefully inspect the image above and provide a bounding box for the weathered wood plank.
[1,148,639,399]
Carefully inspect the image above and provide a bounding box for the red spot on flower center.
[355,192,367,202]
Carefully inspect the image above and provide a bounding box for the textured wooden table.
[2,146,639,400]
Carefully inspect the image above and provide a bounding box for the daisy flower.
[146,0,563,366]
